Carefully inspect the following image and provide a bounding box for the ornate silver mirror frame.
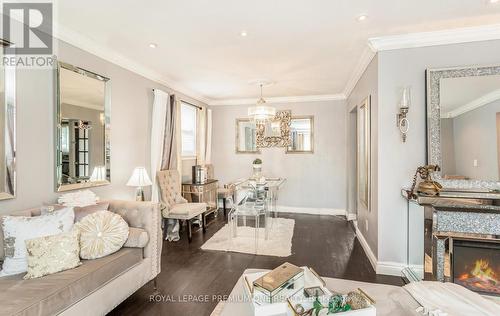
[55,60,111,192]
[426,65,500,191]
[0,39,16,200]
[256,110,292,148]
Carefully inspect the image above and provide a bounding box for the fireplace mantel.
[402,191,500,287]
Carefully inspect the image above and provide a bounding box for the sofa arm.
[105,200,162,279]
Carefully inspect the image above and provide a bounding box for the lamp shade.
[90,166,107,182]
[126,167,152,187]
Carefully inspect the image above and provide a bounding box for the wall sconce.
[396,87,411,142]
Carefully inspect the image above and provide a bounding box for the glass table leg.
[255,214,259,254]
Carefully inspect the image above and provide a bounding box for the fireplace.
[452,239,500,296]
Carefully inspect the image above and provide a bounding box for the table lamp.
[90,166,107,182]
[126,167,152,201]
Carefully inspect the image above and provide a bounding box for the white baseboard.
[377,261,424,279]
[353,224,378,271]
[276,205,346,216]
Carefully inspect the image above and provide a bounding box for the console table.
[182,179,218,226]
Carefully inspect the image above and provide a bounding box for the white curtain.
[197,107,207,164]
[205,108,213,164]
[150,89,169,203]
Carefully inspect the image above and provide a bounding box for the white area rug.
[201,218,294,257]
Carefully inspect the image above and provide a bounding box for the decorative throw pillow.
[23,229,81,279]
[74,202,110,222]
[123,227,149,248]
[0,207,75,276]
[76,211,129,259]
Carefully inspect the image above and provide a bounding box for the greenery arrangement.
[313,295,351,315]
[253,158,262,164]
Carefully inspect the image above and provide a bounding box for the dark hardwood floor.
[109,213,403,316]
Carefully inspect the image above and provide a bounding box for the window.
[181,102,197,157]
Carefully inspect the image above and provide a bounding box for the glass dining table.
[235,177,286,217]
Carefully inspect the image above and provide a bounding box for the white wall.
[377,39,500,267]
[0,39,206,214]
[211,100,347,211]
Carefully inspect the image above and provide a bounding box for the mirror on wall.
[358,97,370,208]
[286,116,314,153]
[440,75,500,181]
[0,40,16,200]
[427,65,500,191]
[256,110,291,148]
[56,61,110,192]
[235,118,259,153]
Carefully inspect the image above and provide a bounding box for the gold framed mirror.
[358,97,371,209]
[235,118,260,154]
[55,61,111,192]
[286,116,314,154]
[256,110,291,148]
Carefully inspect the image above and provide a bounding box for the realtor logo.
[3,2,53,54]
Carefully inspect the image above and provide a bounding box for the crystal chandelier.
[248,83,276,123]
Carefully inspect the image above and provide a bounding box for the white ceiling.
[55,0,500,104]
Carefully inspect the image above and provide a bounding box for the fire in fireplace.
[453,239,500,296]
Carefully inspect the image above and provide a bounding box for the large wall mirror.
[286,116,314,153]
[427,65,500,191]
[358,98,370,208]
[235,118,260,153]
[0,40,16,200]
[256,110,291,148]
[56,61,110,192]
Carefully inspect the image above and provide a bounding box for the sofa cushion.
[0,208,75,276]
[76,211,129,260]
[124,227,149,248]
[0,247,142,316]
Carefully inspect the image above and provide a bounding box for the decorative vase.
[252,163,262,179]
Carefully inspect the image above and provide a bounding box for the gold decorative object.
[409,164,443,198]
[256,110,292,148]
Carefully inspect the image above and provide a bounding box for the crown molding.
[369,23,500,51]
[441,89,500,118]
[52,23,212,105]
[343,45,377,98]
[208,93,346,106]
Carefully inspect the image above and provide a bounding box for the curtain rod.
[152,89,203,110]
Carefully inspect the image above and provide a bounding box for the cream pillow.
[76,211,129,259]
[24,229,81,279]
[0,207,75,277]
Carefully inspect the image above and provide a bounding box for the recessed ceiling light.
[357,14,368,22]
[240,31,248,37]
[149,43,157,48]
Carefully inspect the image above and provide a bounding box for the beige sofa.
[0,200,162,316]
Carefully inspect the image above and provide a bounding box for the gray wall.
[377,39,500,265]
[0,39,206,214]
[211,100,347,210]
[452,99,500,181]
[346,55,379,257]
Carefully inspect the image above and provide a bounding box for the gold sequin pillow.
[24,229,81,279]
[76,211,129,259]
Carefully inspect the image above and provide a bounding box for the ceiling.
[55,0,500,104]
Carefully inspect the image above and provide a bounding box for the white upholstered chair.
[157,170,207,242]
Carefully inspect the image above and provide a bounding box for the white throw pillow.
[76,211,129,259]
[0,207,75,277]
